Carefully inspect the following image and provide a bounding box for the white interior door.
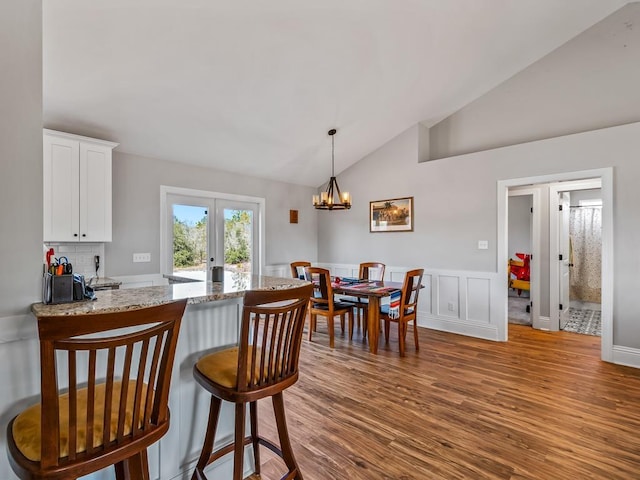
[559,192,571,329]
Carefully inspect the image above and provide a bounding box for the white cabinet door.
[43,130,117,242]
[79,142,112,242]
[43,134,80,242]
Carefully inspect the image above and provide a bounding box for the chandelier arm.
[333,177,342,200]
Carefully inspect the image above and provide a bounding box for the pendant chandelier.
[312,129,351,210]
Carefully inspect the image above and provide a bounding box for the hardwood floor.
[248,323,640,479]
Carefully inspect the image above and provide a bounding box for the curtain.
[569,206,602,303]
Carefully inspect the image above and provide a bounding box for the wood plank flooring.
[247,322,640,479]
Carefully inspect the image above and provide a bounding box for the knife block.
[43,274,74,304]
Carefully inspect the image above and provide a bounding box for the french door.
[163,190,260,280]
[215,199,259,276]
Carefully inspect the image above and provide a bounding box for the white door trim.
[497,167,613,362]
[508,187,541,330]
[159,185,266,276]
[549,177,603,330]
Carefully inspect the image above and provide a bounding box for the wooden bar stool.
[6,299,187,480]
[191,284,312,480]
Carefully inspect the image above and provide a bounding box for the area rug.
[508,296,531,325]
[562,308,601,336]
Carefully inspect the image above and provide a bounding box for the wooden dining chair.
[190,284,312,480]
[6,299,188,480]
[290,261,311,280]
[380,269,424,356]
[305,267,354,347]
[350,262,386,336]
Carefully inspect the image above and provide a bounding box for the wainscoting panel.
[0,314,42,480]
[389,270,406,283]
[437,275,460,319]
[467,277,491,323]
[318,263,503,341]
[168,299,242,479]
[332,266,353,278]
[422,274,432,314]
[262,264,289,277]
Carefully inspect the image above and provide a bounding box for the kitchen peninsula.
[30,274,308,480]
[32,274,305,316]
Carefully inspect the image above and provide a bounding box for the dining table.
[332,278,404,354]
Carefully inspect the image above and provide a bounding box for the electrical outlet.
[448,302,455,311]
[478,240,489,250]
[133,253,151,263]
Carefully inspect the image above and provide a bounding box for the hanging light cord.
[331,133,335,177]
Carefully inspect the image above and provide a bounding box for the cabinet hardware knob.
[74,233,78,237]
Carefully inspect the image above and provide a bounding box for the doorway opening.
[498,168,612,362]
[507,187,541,329]
[565,194,602,335]
[550,181,602,337]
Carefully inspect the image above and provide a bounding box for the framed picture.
[370,197,414,232]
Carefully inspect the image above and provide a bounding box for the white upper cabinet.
[43,130,119,242]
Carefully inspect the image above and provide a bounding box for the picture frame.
[370,197,414,232]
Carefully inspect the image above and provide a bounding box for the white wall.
[107,152,318,276]
[318,121,640,353]
[1,0,43,317]
[429,3,640,159]
[0,1,43,479]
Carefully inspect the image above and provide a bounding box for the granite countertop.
[32,274,308,317]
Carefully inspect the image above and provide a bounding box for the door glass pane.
[223,208,253,275]
[172,204,208,281]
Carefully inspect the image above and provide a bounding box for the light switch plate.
[133,253,151,262]
[478,240,489,250]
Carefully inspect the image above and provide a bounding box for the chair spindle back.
[34,300,187,469]
[235,284,313,393]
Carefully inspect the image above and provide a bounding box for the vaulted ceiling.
[43,0,627,187]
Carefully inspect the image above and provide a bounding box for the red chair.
[508,252,531,296]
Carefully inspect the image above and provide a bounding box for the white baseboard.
[611,345,640,369]
[420,313,501,341]
[537,316,551,330]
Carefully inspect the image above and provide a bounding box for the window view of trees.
[173,207,252,274]
[173,217,206,268]
[224,210,252,268]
